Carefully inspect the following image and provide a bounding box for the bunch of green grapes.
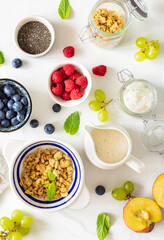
[112,181,134,201]
[135,37,159,62]
[0,209,33,240]
[89,89,113,122]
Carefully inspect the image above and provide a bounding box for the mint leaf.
[0,51,5,65]
[48,171,56,181]
[47,182,56,201]
[58,0,71,19]
[44,183,50,188]
[97,213,111,240]
[64,111,80,135]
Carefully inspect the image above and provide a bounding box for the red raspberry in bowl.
[58,67,67,80]
[70,88,83,100]
[51,71,63,83]
[51,84,63,96]
[63,46,75,58]
[61,91,71,101]
[63,64,75,76]
[65,79,75,92]
[76,76,88,88]
[70,71,81,80]
[92,65,107,76]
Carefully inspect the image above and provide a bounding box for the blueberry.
[6,110,16,120]
[13,102,23,112]
[3,107,8,112]
[0,110,5,120]
[44,124,55,134]
[12,94,21,102]
[95,185,106,196]
[0,100,4,109]
[30,119,39,128]
[11,117,19,126]
[3,85,16,96]
[12,58,22,68]
[1,119,10,128]
[21,96,28,106]
[19,109,26,115]
[52,104,61,113]
[3,97,9,105]
[17,113,25,122]
[7,99,14,110]
[0,90,5,99]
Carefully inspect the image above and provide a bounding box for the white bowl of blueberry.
[0,79,32,132]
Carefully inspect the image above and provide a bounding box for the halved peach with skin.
[123,197,162,233]
[153,173,164,208]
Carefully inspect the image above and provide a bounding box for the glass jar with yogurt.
[79,0,148,48]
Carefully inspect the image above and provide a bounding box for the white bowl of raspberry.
[47,62,92,107]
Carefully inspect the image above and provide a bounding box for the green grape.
[89,100,101,111]
[7,232,22,240]
[98,110,108,122]
[21,216,33,228]
[18,227,29,236]
[11,209,23,223]
[0,217,14,230]
[0,231,2,236]
[135,51,146,62]
[136,37,148,48]
[149,40,159,49]
[146,46,159,60]
[112,188,127,201]
[94,89,106,102]
[123,181,134,194]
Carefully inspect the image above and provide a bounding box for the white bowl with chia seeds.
[14,16,55,57]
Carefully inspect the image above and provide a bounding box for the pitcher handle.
[79,25,96,43]
[125,155,145,173]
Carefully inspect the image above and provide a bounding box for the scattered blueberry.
[7,99,14,110]
[6,110,16,120]
[21,96,28,106]
[12,102,23,112]
[1,119,10,128]
[12,94,21,102]
[0,100,4,110]
[12,58,22,68]
[0,110,5,120]
[11,117,19,126]
[3,85,16,96]
[30,119,39,128]
[44,124,55,134]
[52,104,61,113]
[3,97,9,105]
[95,185,106,196]
[0,90,5,99]
[17,113,25,122]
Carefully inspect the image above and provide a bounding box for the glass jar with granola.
[79,0,148,48]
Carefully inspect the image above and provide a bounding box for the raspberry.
[63,46,75,58]
[70,71,81,80]
[51,84,63,96]
[61,91,71,101]
[64,79,75,92]
[63,64,75,76]
[92,65,107,76]
[70,88,83,100]
[75,76,88,88]
[51,71,63,83]
[58,67,67,80]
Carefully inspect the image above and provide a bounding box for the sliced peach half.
[123,197,162,233]
[153,173,164,208]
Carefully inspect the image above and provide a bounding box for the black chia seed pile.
[18,21,51,54]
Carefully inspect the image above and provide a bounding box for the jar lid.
[127,0,148,21]
[141,120,164,153]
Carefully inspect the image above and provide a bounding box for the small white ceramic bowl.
[14,16,55,58]
[47,62,92,107]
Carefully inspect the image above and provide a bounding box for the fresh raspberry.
[51,71,63,83]
[63,46,75,58]
[51,84,63,96]
[75,76,88,88]
[70,71,81,80]
[58,67,67,80]
[64,79,75,92]
[61,91,71,101]
[70,88,83,100]
[63,64,75,76]
[92,65,107,76]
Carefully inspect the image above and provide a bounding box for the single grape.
[112,188,127,201]
[21,216,33,228]
[94,89,106,102]
[0,217,14,230]
[146,46,159,60]
[18,227,30,236]
[149,40,159,49]
[136,37,148,48]
[135,51,146,62]
[98,110,108,122]
[11,209,23,223]
[123,181,134,194]
[89,100,101,111]
[7,232,22,240]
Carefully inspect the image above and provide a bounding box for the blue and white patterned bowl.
[9,139,84,212]
[0,79,32,132]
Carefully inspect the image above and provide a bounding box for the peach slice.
[153,173,164,208]
[123,197,162,233]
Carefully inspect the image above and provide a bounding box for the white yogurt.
[123,81,153,114]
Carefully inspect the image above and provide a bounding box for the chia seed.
[18,21,51,55]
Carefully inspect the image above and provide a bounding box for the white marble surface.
[0,0,164,239]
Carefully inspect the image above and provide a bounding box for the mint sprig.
[96,213,111,240]
[58,0,71,19]
[0,51,5,65]
[44,171,56,201]
[64,111,80,135]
